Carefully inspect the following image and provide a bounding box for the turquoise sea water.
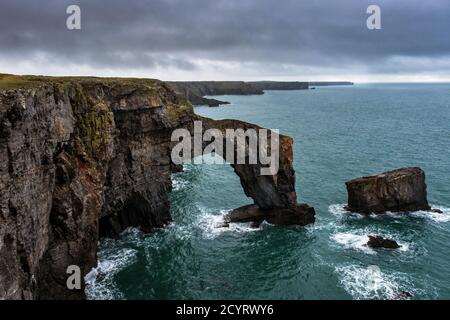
[86,84,450,300]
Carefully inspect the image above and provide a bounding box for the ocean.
[86,83,450,300]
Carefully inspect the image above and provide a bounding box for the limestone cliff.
[0,74,313,300]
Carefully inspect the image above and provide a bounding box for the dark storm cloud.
[1,0,450,78]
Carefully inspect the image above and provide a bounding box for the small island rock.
[367,236,401,249]
[345,167,430,214]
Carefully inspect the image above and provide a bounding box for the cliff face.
[0,74,313,300]
[0,75,193,299]
[168,81,354,107]
[167,81,310,107]
[309,81,354,86]
[250,81,309,91]
[167,81,264,107]
[168,81,264,97]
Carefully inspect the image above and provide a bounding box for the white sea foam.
[329,203,391,219]
[410,206,450,223]
[332,233,374,254]
[329,203,450,223]
[85,247,137,300]
[328,204,364,219]
[170,223,195,241]
[335,264,414,300]
[172,176,189,191]
[328,204,349,216]
[198,209,263,239]
[121,227,143,236]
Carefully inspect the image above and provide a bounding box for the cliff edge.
[0,74,313,300]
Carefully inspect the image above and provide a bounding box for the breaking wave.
[328,204,364,219]
[410,206,450,223]
[329,203,450,223]
[85,241,138,300]
[335,264,418,300]
[197,208,268,239]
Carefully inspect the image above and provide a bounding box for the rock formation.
[366,236,401,249]
[167,81,310,106]
[177,93,229,107]
[345,167,431,214]
[168,81,354,107]
[0,74,313,300]
[167,81,263,107]
[168,81,264,97]
[225,203,315,227]
[249,81,309,91]
[308,81,354,86]
[179,117,316,226]
[394,291,413,300]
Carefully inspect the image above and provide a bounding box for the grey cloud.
[0,0,449,78]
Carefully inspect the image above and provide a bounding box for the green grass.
[0,73,161,90]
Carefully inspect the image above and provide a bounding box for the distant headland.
[168,81,354,106]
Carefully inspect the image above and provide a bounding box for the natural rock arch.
[170,116,315,226]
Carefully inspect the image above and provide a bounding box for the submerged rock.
[366,236,401,249]
[225,203,315,226]
[345,167,430,214]
[395,291,413,300]
[171,163,184,173]
[216,221,230,228]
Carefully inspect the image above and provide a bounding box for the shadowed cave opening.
[99,193,170,238]
[98,152,249,238]
[98,123,314,239]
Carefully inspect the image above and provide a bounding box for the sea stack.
[366,236,401,249]
[345,167,430,214]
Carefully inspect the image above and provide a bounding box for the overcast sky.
[1,0,450,82]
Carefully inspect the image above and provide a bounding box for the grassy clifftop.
[0,73,162,91]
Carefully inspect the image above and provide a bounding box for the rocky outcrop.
[167,81,263,107]
[168,81,264,97]
[167,81,310,106]
[192,117,299,209]
[394,291,413,300]
[366,236,401,249]
[178,94,229,107]
[345,167,431,214]
[0,74,312,300]
[250,81,309,91]
[225,204,315,227]
[308,81,354,86]
[167,81,353,107]
[183,117,315,226]
[0,74,191,299]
